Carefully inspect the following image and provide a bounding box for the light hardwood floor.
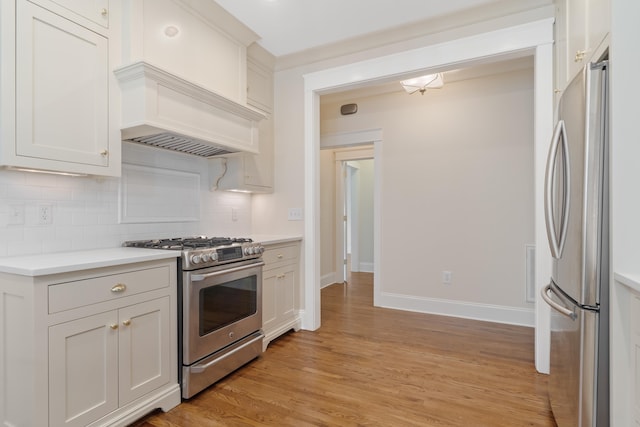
[131,272,556,426]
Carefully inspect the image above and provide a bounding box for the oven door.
[183,259,263,365]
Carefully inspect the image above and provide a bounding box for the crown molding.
[274,1,554,71]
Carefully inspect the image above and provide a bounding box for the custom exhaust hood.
[114,61,265,158]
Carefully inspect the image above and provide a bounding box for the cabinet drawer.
[263,245,298,266]
[48,266,171,313]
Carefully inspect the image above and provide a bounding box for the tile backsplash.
[0,143,252,257]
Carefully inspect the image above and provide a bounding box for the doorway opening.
[302,18,554,373]
[319,143,376,290]
[339,157,374,285]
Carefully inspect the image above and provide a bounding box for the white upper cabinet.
[247,58,274,114]
[0,0,121,176]
[555,0,610,92]
[45,0,110,28]
[16,2,109,168]
[209,44,275,193]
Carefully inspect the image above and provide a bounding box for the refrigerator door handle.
[541,283,576,320]
[544,120,571,259]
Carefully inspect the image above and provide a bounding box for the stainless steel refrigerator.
[541,59,609,427]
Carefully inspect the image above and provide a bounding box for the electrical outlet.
[231,208,239,222]
[442,270,452,285]
[288,208,303,221]
[38,204,53,225]
[7,204,25,225]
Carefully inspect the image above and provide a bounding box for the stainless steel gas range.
[123,237,264,399]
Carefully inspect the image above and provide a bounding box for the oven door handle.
[190,333,264,373]
[190,261,265,282]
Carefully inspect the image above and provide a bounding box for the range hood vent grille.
[126,133,234,157]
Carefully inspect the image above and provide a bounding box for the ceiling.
[213,0,504,57]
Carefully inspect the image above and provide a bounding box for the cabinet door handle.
[277,274,286,279]
[122,319,131,326]
[277,254,284,259]
[109,324,118,330]
[574,50,586,62]
[100,8,108,16]
[111,283,127,293]
[100,149,109,157]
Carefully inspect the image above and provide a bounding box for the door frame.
[303,18,554,373]
[333,145,376,284]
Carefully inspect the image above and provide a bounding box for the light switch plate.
[288,208,303,221]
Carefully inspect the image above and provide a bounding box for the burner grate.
[123,236,252,250]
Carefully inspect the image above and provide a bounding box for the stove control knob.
[210,251,218,261]
[256,245,264,254]
[244,247,254,255]
[201,253,211,262]
[190,254,201,264]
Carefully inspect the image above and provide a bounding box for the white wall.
[0,143,252,257]
[320,68,534,311]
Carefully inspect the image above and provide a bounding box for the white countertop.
[614,272,640,294]
[0,236,301,277]
[0,248,180,277]
[250,234,302,245]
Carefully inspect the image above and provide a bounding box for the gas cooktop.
[123,236,263,270]
[123,236,253,250]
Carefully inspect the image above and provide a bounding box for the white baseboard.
[358,262,374,273]
[377,292,535,327]
[321,272,337,288]
[263,316,302,351]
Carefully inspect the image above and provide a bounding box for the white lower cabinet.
[49,311,119,427]
[262,241,301,350]
[49,297,171,427]
[118,298,171,405]
[0,258,180,427]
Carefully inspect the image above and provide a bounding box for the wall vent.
[340,103,358,115]
[525,244,536,303]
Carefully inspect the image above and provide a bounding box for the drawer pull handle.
[100,8,108,16]
[109,324,118,330]
[277,254,284,259]
[100,149,109,157]
[277,274,286,279]
[122,319,131,326]
[574,50,586,62]
[111,283,127,293]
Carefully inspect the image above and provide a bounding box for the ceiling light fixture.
[400,73,444,95]
[164,25,180,38]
